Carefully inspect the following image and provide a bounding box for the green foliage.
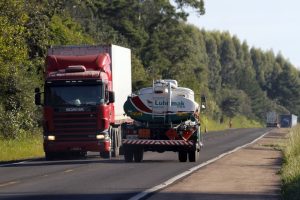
[49,14,93,45]
[174,0,205,17]
[282,125,300,200]
[0,0,93,139]
[204,32,221,96]
[0,0,37,139]
[220,93,241,118]
[1,0,300,140]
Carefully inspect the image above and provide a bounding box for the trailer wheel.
[100,151,111,159]
[111,128,120,157]
[178,151,187,162]
[188,150,199,162]
[124,147,134,162]
[134,148,144,162]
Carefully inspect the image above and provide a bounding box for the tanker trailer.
[122,80,206,162]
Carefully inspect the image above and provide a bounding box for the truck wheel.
[100,151,111,159]
[45,152,55,161]
[134,148,144,162]
[188,150,199,162]
[118,126,124,155]
[112,128,120,157]
[124,147,133,162]
[178,151,187,162]
[79,151,87,158]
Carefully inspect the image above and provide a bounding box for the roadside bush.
[282,125,300,200]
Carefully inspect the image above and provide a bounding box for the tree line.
[0,0,299,139]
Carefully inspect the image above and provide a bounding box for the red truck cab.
[35,45,131,160]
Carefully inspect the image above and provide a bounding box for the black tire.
[100,151,111,159]
[118,126,124,155]
[71,151,87,158]
[178,151,187,162]
[111,128,120,157]
[45,152,55,161]
[133,148,144,162]
[119,145,124,156]
[124,147,134,162]
[188,150,199,162]
[79,151,87,158]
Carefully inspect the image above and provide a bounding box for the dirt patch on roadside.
[147,129,288,200]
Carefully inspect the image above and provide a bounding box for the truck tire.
[79,151,87,158]
[188,150,199,162]
[178,151,187,162]
[134,148,144,162]
[111,128,120,157]
[100,151,111,159]
[124,147,134,162]
[119,126,124,155]
[45,152,56,161]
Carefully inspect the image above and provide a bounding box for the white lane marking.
[128,130,271,200]
[63,169,74,173]
[0,160,28,167]
[0,181,20,187]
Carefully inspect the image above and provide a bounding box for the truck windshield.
[45,85,103,106]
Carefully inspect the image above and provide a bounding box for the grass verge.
[201,115,262,132]
[0,133,44,162]
[281,125,300,200]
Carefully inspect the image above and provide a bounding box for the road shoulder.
[147,129,287,200]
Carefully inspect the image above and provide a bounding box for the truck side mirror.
[34,88,41,105]
[200,95,206,111]
[108,91,115,103]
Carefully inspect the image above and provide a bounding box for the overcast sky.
[187,0,300,69]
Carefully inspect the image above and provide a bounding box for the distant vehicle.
[35,44,131,160]
[121,80,206,162]
[279,114,298,128]
[266,111,279,127]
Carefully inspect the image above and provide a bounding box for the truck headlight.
[46,135,56,141]
[96,135,105,139]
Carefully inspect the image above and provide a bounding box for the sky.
[187,0,300,69]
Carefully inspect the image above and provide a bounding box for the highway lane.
[0,128,271,200]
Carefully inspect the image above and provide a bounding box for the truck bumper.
[122,139,196,152]
[44,140,108,153]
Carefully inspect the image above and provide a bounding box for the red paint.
[46,54,111,74]
[131,96,152,113]
[166,129,178,140]
[43,53,114,154]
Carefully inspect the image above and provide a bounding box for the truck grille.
[53,112,98,140]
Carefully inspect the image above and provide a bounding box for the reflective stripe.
[122,139,193,146]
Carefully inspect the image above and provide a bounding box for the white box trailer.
[266,111,279,127]
[47,44,132,121]
[280,114,298,128]
[292,114,298,127]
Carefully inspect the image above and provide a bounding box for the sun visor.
[46,53,111,74]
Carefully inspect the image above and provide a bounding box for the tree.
[205,33,221,96]
[0,0,37,139]
[219,33,237,87]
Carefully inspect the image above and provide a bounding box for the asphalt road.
[0,128,271,200]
